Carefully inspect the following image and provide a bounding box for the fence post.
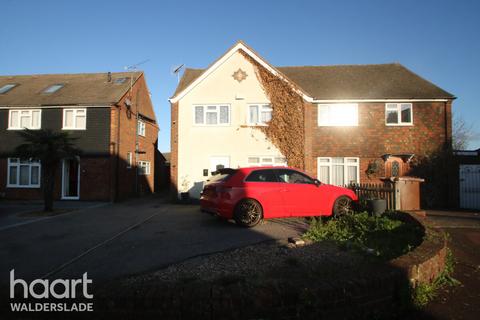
[394,179,401,211]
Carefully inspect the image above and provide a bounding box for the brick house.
[0,71,159,201]
[169,41,454,199]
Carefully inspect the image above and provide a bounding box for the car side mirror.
[314,179,321,186]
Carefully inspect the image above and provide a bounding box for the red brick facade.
[304,101,453,182]
[111,74,158,200]
[169,102,179,196]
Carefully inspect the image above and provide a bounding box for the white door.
[209,156,230,175]
[459,165,480,209]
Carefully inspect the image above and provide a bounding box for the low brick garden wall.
[390,212,448,287]
[92,212,447,319]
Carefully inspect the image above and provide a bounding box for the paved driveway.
[412,210,480,319]
[0,197,308,287]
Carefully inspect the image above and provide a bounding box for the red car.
[200,166,358,227]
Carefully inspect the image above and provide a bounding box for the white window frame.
[247,104,272,126]
[247,156,287,167]
[62,108,87,130]
[8,109,42,130]
[317,103,358,127]
[7,158,41,188]
[127,152,133,168]
[137,161,151,175]
[317,157,360,186]
[193,104,231,126]
[137,120,146,137]
[385,103,413,126]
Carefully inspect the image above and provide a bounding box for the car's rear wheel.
[333,196,353,218]
[234,199,263,227]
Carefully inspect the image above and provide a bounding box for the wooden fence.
[348,182,396,211]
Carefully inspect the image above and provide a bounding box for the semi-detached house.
[0,72,159,201]
[169,41,455,199]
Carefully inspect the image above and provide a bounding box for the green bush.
[304,212,424,260]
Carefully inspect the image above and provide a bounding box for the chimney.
[107,72,112,82]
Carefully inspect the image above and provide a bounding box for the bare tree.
[452,113,478,150]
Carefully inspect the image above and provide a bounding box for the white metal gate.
[459,165,480,209]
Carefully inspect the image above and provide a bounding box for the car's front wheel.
[332,196,353,218]
[234,199,263,227]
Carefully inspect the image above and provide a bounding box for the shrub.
[304,212,424,260]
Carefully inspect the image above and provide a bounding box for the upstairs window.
[318,104,358,126]
[194,105,230,125]
[248,104,272,125]
[137,120,146,136]
[8,109,41,130]
[43,84,64,94]
[385,103,413,125]
[7,158,41,188]
[0,84,17,94]
[63,108,86,130]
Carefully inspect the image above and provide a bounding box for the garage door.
[459,165,480,210]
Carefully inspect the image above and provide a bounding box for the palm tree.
[14,129,81,212]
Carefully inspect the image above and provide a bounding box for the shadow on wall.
[408,148,454,209]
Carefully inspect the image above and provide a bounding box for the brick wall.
[170,102,179,197]
[306,101,452,182]
[0,157,110,201]
[113,74,159,200]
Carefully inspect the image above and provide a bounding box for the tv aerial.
[171,64,185,83]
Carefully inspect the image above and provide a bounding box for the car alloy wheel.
[333,196,353,218]
[234,199,262,227]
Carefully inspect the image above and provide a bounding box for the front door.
[62,158,80,200]
[209,156,230,175]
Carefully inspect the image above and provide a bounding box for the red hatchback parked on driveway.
[200,167,358,227]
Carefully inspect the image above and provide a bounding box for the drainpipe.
[115,104,121,202]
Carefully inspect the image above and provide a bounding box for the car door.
[274,169,323,216]
[243,169,287,218]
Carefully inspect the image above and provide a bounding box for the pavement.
[0,196,308,288]
[414,210,480,320]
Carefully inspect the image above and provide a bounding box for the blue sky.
[1,0,479,151]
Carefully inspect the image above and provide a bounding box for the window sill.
[385,123,414,127]
[62,128,86,131]
[7,185,41,189]
[7,128,41,130]
[317,124,358,127]
[192,124,232,127]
